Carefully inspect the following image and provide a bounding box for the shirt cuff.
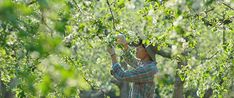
[112,63,119,69]
[122,49,131,55]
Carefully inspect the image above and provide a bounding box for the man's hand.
[107,45,117,64]
[116,34,127,45]
[116,34,129,50]
[107,45,115,56]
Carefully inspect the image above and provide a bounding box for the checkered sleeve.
[122,49,138,69]
[111,63,157,82]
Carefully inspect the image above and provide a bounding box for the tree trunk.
[0,74,2,97]
[119,59,130,98]
[173,61,186,98]
[173,74,184,98]
[204,88,213,98]
[119,81,130,98]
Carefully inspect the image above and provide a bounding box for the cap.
[129,39,157,62]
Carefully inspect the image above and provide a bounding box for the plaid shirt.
[111,50,158,98]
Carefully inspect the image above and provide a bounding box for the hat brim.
[129,41,156,62]
[128,39,143,47]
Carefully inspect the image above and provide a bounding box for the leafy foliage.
[0,0,233,98]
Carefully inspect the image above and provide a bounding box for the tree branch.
[72,0,83,13]
[39,9,54,37]
[156,49,172,59]
[223,3,234,10]
[68,57,96,90]
[106,0,116,30]
[204,51,219,60]
[222,12,227,50]
[27,1,37,6]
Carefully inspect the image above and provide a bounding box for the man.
[107,34,158,98]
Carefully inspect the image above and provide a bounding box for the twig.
[157,49,172,59]
[205,7,215,13]
[204,51,219,60]
[110,0,117,6]
[223,3,234,10]
[71,0,94,23]
[40,9,54,37]
[200,51,219,64]
[222,12,226,50]
[67,57,96,90]
[72,0,83,13]
[106,0,116,30]
[27,1,37,6]
[44,22,54,37]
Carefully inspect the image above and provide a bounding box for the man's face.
[136,45,148,60]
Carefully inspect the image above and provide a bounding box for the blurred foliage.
[0,0,234,98]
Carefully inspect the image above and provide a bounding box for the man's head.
[136,44,152,61]
[115,34,156,61]
[131,39,156,61]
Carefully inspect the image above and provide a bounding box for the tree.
[0,0,233,98]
